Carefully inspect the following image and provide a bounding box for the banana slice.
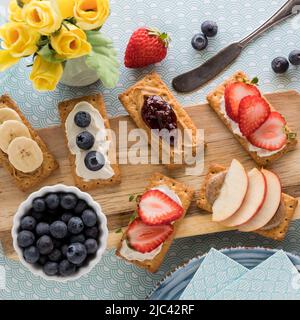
[0,108,22,125]
[0,120,31,153]
[7,137,43,173]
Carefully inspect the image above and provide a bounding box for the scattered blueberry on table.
[17,192,101,277]
[191,20,218,51]
[201,20,218,37]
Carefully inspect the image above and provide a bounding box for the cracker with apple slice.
[197,162,298,241]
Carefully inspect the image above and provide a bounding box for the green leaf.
[85,31,120,89]
[38,45,65,64]
[129,211,138,224]
[251,77,259,85]
[115,228,123,234]
[129,195,135,202]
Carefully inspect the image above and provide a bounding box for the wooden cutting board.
[1,90,300,260]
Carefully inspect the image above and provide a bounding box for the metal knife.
[172,0,300,93]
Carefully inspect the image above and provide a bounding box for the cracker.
[58,94,121,191]
[119,72,203,170]
[0,95,58,192]
[206,71,298,166]
[256,194,298,241]
[116,172,194,273]
[197,163,298,241]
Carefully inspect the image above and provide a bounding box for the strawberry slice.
[127,218,174,253]
[225,82,261,122]
[248,112,287,151]
[138,189,184,225]
[238,96,271,137]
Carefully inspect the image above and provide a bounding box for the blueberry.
[20,216,36,231]
[44,262,58,276]
[17,230,35,248]
[191,33,208,51]
[70,233,86,244]
[84,226,99,239]
[84,151,105,171]
[50,221,68,239]
[38,255,48,265]
[289,50,300,66]
[67,243,87,265]
[60,193,78,210]
[37,235,54,255]
[36,222,50,236]
[59,260,76,276]
[68,217,84,235]
[74,200,88,215]
[74,111,91,128]
[201,20,218,37]
[31,210,44,221]
[84,239,98,255]
[76,131,95,150]
[272,57,289,73]
[61,213,73,223]
[45,193,60,210]
[61,244,68,257]
[48,248,62,262]
[32,198,46,212]
[24,246,40,264]
[82,209,97,227]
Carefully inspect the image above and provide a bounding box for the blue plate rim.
[146,246,300,300]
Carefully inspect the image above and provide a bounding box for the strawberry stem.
[147,28,171,47]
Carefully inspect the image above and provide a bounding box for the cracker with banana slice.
[0,95,58,192]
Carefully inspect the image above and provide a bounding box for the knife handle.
[240,0,300,47]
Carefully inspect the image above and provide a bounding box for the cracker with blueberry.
[58,94,121,191]
[207,71,297,166]
[119,72,204,170]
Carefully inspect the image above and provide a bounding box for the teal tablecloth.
[1,0,300,300]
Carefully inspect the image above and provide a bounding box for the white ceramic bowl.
[12,184,108,282]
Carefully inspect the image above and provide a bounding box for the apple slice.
[212,159,248,222]
[222,168,266,227]
[239,169,282,232]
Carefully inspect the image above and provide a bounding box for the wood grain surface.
[1,90,299,260]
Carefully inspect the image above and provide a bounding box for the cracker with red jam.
[119,72,204,169]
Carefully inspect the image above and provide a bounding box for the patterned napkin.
[211,250,300,300]
[180,248,248,300]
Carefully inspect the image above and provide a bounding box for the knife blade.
[172,42,243,93]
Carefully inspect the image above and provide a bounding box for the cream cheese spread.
[65,101,114,181]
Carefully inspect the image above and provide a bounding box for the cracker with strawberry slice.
[207,71,297,166]
[116,173,194,273]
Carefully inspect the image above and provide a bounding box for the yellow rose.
[30,55,63,91]
[56,0,75,19]
[0,22,40,58]
[50,24,92,59]
[74,0,110,31]
[8,1,23,22]
[23,0,62,35]
[0,50,20,72]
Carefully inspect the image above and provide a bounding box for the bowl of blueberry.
[12,184,108,281]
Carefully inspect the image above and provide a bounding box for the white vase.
[60,56,99,87]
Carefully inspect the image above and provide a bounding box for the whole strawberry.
[124,27,170,68]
